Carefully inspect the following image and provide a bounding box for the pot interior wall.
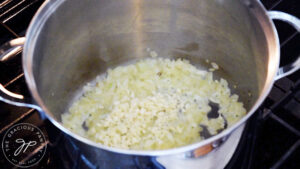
[32,0,268,121]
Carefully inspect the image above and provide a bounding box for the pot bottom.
[156,124,245,169]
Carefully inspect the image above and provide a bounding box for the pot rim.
[22,0,280,156]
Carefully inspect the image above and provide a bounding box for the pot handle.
[268,11,300,80]
[0,37,42,111]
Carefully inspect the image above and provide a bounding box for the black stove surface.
[0,0,299,169]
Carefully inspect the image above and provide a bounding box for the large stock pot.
[0,0,299,168]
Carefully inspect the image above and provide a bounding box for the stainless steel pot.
[0,0,299,168]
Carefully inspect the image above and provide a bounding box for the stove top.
[0,0,299,169]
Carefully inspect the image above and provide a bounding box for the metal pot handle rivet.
[0,37,42,112]
[268,11,300,80]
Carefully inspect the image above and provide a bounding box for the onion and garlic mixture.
[62,58,246,150]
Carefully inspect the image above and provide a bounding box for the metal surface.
[0,0,299,168]
[157,124,244,169]
[0,37,42,111]
[0,37,25,62]
[267,11,300,80]
[24,0,276,157]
